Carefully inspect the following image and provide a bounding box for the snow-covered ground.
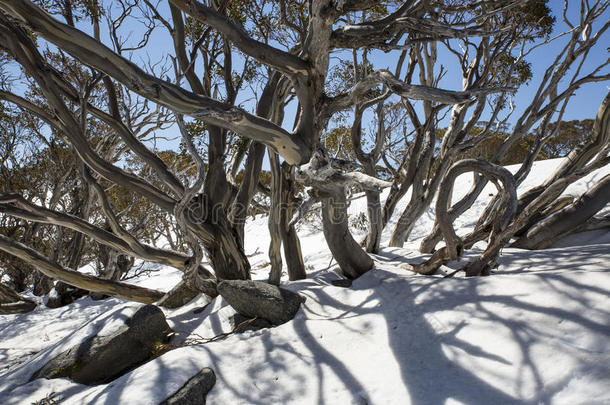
[1,158,609,404]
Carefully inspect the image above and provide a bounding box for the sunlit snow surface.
[1,158,609,404]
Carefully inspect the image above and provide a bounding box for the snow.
[1,157,610,404]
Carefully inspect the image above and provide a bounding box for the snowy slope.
[1,158,609,405]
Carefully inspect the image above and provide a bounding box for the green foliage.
[350,212,369,232]
[462,129,546,165]
[37,0,102,24]
[491,53,533,86]
[544,119,595,158]
[326,60,375,97]
[514,0,555,39]
[458,118,594,165]
[322,125,353,159]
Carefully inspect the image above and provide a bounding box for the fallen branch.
[183,316,259,345]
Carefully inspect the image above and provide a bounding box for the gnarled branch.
[0,0,310,165]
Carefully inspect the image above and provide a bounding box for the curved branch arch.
[409,159,517,276]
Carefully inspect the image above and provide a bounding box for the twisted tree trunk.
[268,150,283,285]
[409,160,517,276]
[279,162,306,280]
[512,174,610,249]
[321,188,374,278]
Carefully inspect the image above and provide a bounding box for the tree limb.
[0,234,164,304]
[0,0,310,165]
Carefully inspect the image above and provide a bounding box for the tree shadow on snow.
[74,243,609,405]
[361,248,610,405]
[204,245,610,404]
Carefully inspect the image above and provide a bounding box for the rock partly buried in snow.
[217,280,305,325]
[157,280,200,309]
[229,313,273,332]
[30,304,172,385]
[331,278,352,288]
[159,367,216,405]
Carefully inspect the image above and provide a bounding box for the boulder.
[331,278,352,288]
[30,304,172,385]
[229,313,273,332]
[159,368,216,405]
[157,281,201,309]
[217,280,304,325]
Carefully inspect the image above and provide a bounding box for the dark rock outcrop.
[30,304,172,385]
[217,280,304,325]
[159,368,216,405]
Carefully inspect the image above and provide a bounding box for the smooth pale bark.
[0,0,310,165]
[513,195,574,238]
[0,16,248,286]
[321,189,374,279]
[329,1,524,49]
[350,100,386,254]
[0,235,164,304]
[169,0,309,76]
[388,106,442,247]
[363,189,383,253]
[349,70,512,105]
[0,194,214,279]
[512,174,610,249]
[463,153,610,277]
[517,93,610,219]
[293,149,377,278]
[230,141,266,245]
[198,122,251,280]
[570,215,610,233]
[0,19,177,211]
[419,175,487,253]
[230,74,280,244]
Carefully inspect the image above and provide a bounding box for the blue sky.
[6,1,609,159]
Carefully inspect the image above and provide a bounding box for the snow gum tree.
[0,0,607,309]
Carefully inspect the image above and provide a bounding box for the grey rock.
[30,304,172,385]
[158,280,201,309]
[159,368,216,405]
[217,280,304,325]
[331,278,352,288]
[229,313,273,332]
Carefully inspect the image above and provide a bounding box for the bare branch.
[169,0,309,76]
[0,0,310,165]
[0,234,164,304]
